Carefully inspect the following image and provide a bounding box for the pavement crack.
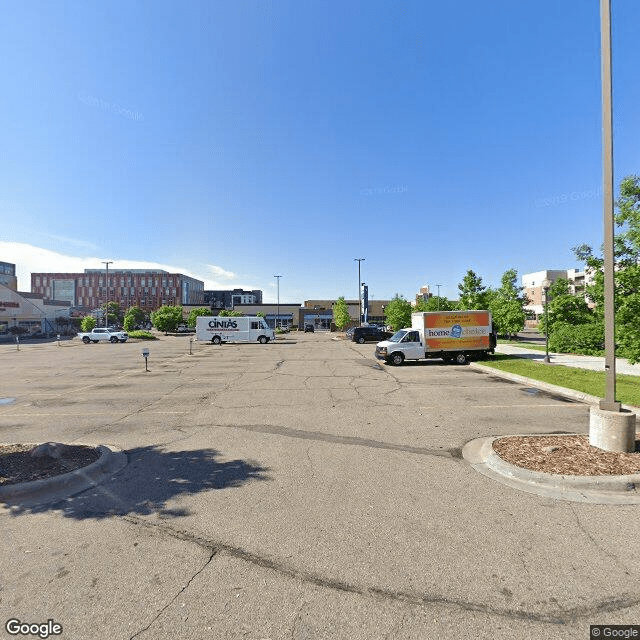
[569,504,633,575]
[129,547,217,639]
[120,516,640,626]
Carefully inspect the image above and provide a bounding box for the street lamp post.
[102,261,113,327]
[274,275,282,330]
[354,258,365,326]
[542,280,551,363]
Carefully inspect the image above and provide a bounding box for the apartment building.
[31,269,204,312]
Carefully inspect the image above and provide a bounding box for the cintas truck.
[195,316,275,345]
[375,311,496,366]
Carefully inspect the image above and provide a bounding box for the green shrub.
[548,322,604,356]
[127,330,157,340]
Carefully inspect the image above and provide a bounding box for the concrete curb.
[469,361,640,417]
[463,436,640,504]
[0,444,128,507]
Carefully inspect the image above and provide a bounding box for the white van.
[195,316,275,345]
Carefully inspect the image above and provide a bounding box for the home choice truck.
[195,316,275,345]
[375,311,496,365]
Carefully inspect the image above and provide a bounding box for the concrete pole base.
[589,406,637,453]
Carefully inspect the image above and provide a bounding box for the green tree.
[414,296,457,312]
[150,305,183,334]
[80,316,96,332]
[490,269,529,337]
[187,307,212,328]
[574,175,640,363]
[102,301,122,326]
[332,296,351,330]
[457,270,488,310]
[537,278,593,336]
[384,294,413,331]
[219,309,243,317]
[123,306,146,332]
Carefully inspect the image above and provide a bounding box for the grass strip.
[497,340,548,352]
[480,354,640,407]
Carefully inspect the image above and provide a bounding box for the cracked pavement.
[1,333,640,639]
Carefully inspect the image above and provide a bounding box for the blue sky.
[1,1,639,304]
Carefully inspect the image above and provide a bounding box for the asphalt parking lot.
[2,332,640,640]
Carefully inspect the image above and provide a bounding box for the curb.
[0,444,128,507]
[469,361,640,417]
[463,436,640,504]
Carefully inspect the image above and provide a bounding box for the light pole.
[436,284,442,310]
[102,261,113,327]
[274,275,282,330]
[354,258,365,326]
[599,0,620,412]
[542,280,551,363]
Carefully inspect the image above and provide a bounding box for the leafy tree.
[102,301,122,326]
[150,305,183,334]
[187,307,212,328]
[574,175,640,363]
[384,294,413,331]
[123,306,146,331]
[457,270,488,310]
[537,278,593,336]
[332,296,351,330]
[414,296,457,312]
[80,316,96,332]
[490,269,529,337]
[219,309,243,317]
[256,312,265,318]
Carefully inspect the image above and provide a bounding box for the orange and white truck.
[374,311,496,365]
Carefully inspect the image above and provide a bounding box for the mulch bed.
[493,434,640,476]
[0,444,101,486]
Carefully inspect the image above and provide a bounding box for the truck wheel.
[455,353,467,365]
[110,336,118,343]
[389,352,404,366]
[212,336,221,345]
[258,336,268,344]
[82,336,90,344]
[357,337,365,344]
[92,340,99,343]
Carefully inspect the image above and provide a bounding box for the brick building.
[31,269,204,313]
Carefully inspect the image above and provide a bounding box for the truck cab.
[375,329,423,365]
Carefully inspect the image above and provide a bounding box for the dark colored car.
[304,324,315,333]
[351,326,392,344]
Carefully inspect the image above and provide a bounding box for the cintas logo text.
[208,320,238,329]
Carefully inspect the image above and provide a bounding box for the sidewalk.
[495,344,640,377]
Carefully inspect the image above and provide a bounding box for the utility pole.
[274,275,282,330]
[354,258,365,326]
[102,261,113,327]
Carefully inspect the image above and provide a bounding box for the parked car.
[345,327,355,340]
[351,326,392,344]
[304,324,315,333]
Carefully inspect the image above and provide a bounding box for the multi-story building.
[31,269,204,313]
[202,289,263,310]
[1,261,72,340]
[522,269,594,323]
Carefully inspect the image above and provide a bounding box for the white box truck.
[375,311,496,365]
[195,316,275,345]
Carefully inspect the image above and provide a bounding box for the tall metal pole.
[354,258,365,326]
[274,275,282,330]
[600,0,621,411]
[102,261,113,327]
